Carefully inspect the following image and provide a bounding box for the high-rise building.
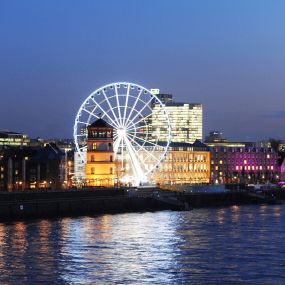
[151,102,203,143]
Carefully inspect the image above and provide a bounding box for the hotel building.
[205,132,279,184]
[150,140,210,186]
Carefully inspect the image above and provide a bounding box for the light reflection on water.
[0,205,285,284]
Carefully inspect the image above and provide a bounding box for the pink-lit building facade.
[209,146,279,184]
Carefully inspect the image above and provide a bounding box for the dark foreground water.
[0,205,285,285]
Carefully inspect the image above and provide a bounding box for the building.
[29,138,74,152]
[205,132,279,184]
[151,102,203,143]
[85,118,115,187]
[149,140,210,186]
[205,131,254,148]
[0,144,65,191]
[0,131,29,147]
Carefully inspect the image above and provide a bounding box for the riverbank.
[0,187,284,221]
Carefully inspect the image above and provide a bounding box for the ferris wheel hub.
[117,127,127,137]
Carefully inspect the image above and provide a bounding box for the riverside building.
[0,144,66,191]
[150,140,210,186]
[85,118,115,187]
[205,132,279,184]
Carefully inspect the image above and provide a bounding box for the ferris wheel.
[73,82,171,184]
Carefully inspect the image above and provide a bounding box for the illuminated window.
[219,160,223,164]
[92,143,97,150]
[244,160,247,164]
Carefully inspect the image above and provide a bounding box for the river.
[0,204,284,284]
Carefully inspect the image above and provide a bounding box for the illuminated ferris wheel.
[73,82,171,184]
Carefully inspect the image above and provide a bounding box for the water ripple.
[0,206,284,284]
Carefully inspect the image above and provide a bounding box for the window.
[110,167,113,174]
[91,167,95,174]
[91,155,95,162]
[92,143,97,150]
[110,155,113,162]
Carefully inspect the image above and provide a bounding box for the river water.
[0,205,285,284]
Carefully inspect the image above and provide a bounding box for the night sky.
[0,0,284,141]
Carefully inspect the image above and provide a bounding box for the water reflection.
[0,205,284,284]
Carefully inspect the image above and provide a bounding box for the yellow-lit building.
[150,140,210,186]
[85,118,115,187]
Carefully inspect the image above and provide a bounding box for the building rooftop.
[159,102,202,107]
[88,118,113,129]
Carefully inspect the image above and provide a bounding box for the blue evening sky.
[0,0,284,140]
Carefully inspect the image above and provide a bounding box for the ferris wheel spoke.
[101,89,121,127]
[127,122,152,133]
[114,84,123,126]
[123,136,146,181]
[122,83,130,126]
[113,136,122,157]
[89,97,119,128]
[126,107,164,131]
[125,97,153,129]
[82,108,100,120]
[125,88,143,127]
[127,133,161,148]
[126,134,160,163]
